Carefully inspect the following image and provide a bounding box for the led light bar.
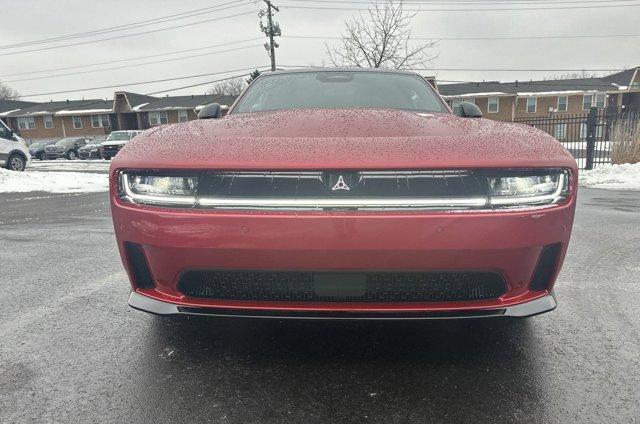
[119,170,570,211]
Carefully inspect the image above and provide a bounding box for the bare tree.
[326,0,437,69]
[207,78,247,96]
[543,70,600,80]
[0,81,21,100]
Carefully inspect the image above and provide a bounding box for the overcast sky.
[1,0,638,102]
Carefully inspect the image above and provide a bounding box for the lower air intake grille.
[178,271,507,303]
[124,242,155,289]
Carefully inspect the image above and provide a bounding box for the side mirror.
[198,103,222,119]
[454,102,483,118]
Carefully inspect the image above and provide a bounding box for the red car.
[110,68,577,320]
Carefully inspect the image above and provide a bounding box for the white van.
[0,119,30,171]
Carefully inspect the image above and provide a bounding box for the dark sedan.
[28,140,55,161]
[78,140,104,159]
[44,137,91,160]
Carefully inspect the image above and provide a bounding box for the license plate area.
[313,273,367,298]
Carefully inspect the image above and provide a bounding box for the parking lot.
[0,185,637,423]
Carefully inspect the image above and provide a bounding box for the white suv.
[0,119,30,171]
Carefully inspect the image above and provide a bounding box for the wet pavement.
[1,188,639,423]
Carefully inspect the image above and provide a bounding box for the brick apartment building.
[1,93,237,143]
[438,66,640,121]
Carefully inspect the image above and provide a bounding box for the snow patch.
[0,109,21,117]
[517,90,597,96]
[131,102,149,111]
[442,92,509,99]
[579,163,640,191]
[55,108,113,116]
[0,169,108,193]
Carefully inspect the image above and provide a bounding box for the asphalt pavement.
[1,188,639,423]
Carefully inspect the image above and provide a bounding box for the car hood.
[102,140,128,147]
[112,109,577,170]
[80,144,99,150]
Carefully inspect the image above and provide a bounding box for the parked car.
[28,140,55,161]
[45,137,91,160]
[111,68,577,321]
[78,140,104,159]
[0,119,30,171]
[100,130,142,160]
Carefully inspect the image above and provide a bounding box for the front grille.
[103,146,121,155]
[197,171,488,199]
[178,270,507,303]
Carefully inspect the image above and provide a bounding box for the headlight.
[488,171,569,207]
[121,173,196,205]
[119,170,570,210]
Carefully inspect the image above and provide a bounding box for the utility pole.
[260,0,280,71]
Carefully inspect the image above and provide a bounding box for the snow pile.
[0,169,108,193]
[579,163,640,191]
[28,160,110,173]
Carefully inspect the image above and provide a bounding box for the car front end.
[44,144,66,159]
[79,143,101,159]
[111,103,576,320]
[100,141,126,159]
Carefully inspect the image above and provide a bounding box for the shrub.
[611,114,640,165]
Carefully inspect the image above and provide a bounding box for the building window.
[487,97,499,113]
[555,124,567,140]
[178,110,188,123]
[73,116,83,129]
[580,123,587,139]
[43,115,54,129]
[17,116,36,130]
[149,111,168,126]
[91,114,110,128]
[526,97,537,113]
[557,96,568,112]
[583,94,606,110]
[580,122,603,139]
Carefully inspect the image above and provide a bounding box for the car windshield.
[54,138,75,146]
[106,132,130,141]
[232,71,447,114]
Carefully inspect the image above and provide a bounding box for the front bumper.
[79,150,99,159]
[112,188,575,318]
[128,290,557,319]
[45,152,65,159]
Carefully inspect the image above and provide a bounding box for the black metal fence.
[513,107,625,170]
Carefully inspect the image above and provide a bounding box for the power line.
[3,45,263,83]
[0,38,263,79]
[284,33,640,41]
[283,0,640,5]
[2,9,257,56]
[146,70,268,96]
[0,0,251,50]
[20,66,270,98]
[279,1,640,12]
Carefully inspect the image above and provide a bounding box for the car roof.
[261,67,421,77]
